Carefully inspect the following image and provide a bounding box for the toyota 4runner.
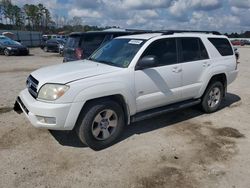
[14,30,239,150]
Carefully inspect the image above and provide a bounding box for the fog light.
[37,116,56,124]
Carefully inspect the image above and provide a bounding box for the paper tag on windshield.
[128,40,143,45]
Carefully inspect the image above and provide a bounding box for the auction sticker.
[128,40,143,45]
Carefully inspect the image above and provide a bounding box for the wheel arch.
[75,94,130,130]
[202,73,227,98]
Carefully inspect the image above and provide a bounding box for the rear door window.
[178,37,209,63]
[208,38,233,56]
[199,39,209,60]
[179,38,201,63]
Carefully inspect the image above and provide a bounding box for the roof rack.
[125,29,152,32]
[155,30,221,35]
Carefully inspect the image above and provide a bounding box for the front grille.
[26,75,39,98]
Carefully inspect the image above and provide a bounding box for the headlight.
[38,84,69,101]
[7,47,17,50]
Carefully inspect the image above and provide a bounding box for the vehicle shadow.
[49,93,241,149]
[119,93,241,142]
[49,130,87,148]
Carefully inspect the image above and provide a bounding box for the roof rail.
[125,29,152,32]
[125,29,153,34]
[155,30,221,35]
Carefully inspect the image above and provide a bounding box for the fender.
[73,81,137,116]
[197,65,228,98]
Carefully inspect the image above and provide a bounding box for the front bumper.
[9,48,29,56]
[14,89,84,130]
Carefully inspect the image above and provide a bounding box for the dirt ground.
[0,48,249,188]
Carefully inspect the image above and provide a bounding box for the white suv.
[14,31,239,150]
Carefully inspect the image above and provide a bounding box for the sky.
[12,0,250,33]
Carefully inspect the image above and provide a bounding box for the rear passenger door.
[178,37,210,100]
[135,38,182,112]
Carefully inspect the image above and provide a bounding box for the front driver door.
[134,38,182,113]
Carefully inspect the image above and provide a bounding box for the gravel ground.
[0,48,249,188]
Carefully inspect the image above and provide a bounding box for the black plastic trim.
[131,99,201,123]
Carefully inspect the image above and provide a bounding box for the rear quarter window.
[66,36,80,48]
[208,38,233,56]
[80,35,105,49]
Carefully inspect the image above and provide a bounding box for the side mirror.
[136,55,158,70]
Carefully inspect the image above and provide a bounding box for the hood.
[31,60,122,87]
[0,40,26,48]
[7,44,27,49]
[4,43,26,48]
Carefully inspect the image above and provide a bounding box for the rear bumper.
[14,89,84,130]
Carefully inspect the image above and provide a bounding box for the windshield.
[89,39,145,68]
[0,39,20,46]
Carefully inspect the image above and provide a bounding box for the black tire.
[75,100,125,150]
[201,81,224,113]
[4,49,10,56]
[43,46,48,52]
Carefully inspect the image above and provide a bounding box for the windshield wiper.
[88,58,122,67]
[98,60,115,66]
[88,57,98,62]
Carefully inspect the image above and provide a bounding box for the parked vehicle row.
[40,30,150,59]
[231,39,250,46]
[0,35,29,56]
[15,30,239,150]
[41,38,66,55]
[63,30,151,62]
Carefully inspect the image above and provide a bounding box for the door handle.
[172,66,182,73]
[203,62,211,67]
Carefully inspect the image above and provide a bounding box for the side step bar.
[131,99,201,123]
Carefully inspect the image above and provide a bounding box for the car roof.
[117,32,227,40]
[69,31,130,36]
[68,30,151,37]
[117,33,162,40]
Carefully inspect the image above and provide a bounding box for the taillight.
[75,48,83,60]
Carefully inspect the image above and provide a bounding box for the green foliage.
[0,1,52,31]
[0,0,117,33]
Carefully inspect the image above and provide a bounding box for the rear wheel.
[201,81,224,113]
[4,49,10,56]
[75,100,125,150]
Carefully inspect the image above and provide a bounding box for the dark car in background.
[0,36,29,56]
[63,30,148,62]
[42,39,66,53]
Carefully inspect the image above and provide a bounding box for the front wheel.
[75,100,125,150]
[201,81,224,113]
[4,49,10,56]
[43,46,48,52]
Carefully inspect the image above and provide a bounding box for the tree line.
[0,0,115,34]
[0,0,52,31]
[1,0,250,37]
